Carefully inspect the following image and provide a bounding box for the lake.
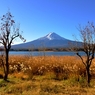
[9,51,85,56]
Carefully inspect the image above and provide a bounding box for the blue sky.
[0,0,95,44]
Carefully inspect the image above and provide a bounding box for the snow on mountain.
[46,32,53,40]
[11,32,80,50]
[37,32,67,40]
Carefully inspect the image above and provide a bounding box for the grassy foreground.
[0,55,95,95]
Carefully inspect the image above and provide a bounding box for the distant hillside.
[11,32,81,50]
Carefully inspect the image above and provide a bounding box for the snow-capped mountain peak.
[38,32,66,40]
[46,32,53,40]
[12,32,81,50]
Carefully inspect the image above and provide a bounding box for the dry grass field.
[0,55,95,95]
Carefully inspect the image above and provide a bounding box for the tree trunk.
[86,65,91,86]
[4,50,9,81]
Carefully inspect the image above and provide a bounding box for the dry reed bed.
[0,56,95,95]
[8,55,95,80]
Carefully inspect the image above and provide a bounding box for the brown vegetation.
[8,55,95,79]
[0,55,95,94]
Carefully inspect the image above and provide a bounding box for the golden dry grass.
[9,56,86,76]
[0,55,95,95]
[8,55,95,80]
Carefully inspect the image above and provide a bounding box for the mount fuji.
[37,32,66,40]
[11,32,78,50]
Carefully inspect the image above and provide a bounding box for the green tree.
[0,11,25,81]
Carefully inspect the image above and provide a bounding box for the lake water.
[9,51,85,56]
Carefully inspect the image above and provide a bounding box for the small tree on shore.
[0,11,25,81]
[75,22,95,86]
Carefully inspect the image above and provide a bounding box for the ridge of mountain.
[11,32,79,50]
[37,32,67,40]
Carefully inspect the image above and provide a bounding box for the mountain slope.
[11,32,78,50]
[37,32,67,40]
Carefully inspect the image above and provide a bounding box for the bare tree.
[75,22,95,86]
[0,11,25,81]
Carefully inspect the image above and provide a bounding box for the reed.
[0,55,95,95]
[8,55,95,80]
